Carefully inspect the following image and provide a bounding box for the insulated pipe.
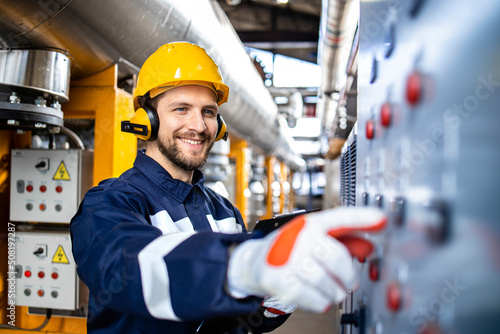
[0,0,305,171]
[316,0,358,132]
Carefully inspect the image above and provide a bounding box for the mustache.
[175,131,212,141]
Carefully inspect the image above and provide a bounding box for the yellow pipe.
[263,156,275,220]
[229,137,250,226]
[279,162,289,214]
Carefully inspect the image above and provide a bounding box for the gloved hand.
[227,207,386,313]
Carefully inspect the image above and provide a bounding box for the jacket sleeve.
[70,184,262,322]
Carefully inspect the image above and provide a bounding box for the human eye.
[203,109,217,117]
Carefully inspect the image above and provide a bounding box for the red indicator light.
[56,185,63,193]
[24,270,32,278]
[39,204,46,211]
[406,72,422,105]
[51,272,59,279]
[387,281,402,312]
[38,289,44,297]
[38,271,45,278]
[26,185,33,192]
[366,120,375,140]
[40,185,47,192]
[381,103,392,127]
[369,259,380,281]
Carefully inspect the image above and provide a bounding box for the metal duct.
[316,0,358,131]
[0,0,305,171]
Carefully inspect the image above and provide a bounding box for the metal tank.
[0,0,305,171]
[0,48,71,129]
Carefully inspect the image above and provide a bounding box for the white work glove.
[227,207,386,313]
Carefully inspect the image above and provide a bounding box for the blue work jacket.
[70,150,289,333]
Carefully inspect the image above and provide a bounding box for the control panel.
[340,0,500,333]
[10,149,90,224]
[14,231,79,310]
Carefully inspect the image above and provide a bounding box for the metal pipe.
[317,0,359,132]
[0,0,305,170]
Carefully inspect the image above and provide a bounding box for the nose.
[186,110,207,133]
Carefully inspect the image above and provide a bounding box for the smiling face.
[146,85,219,183]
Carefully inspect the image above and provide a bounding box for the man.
[70,42,386,333]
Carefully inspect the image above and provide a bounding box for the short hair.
[138,93,163,110]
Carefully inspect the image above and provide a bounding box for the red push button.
[39,203,46,211]
[38,271,45,278]
[366,120,375,140]
[55,185,63,193]
[24,270,32,278]
[51,272,59,279]
[406,71,422,105]
[26,184,33,192]
[381,103,392,127]
[387,281,402,312]
[40,185,47,192]
[37,289,44,297]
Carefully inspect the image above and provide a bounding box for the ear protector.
[121,95,228,142]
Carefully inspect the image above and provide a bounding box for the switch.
[51,291,59,298]
[383,23,396,58]
[15,265,22,278]
[33,244,47,257]
[374,194,384,208]
[16,180,25,193]
[37,289,44,297]
[370,57,378,84]
[362,192,369,206]
[422,200,449,244]
[39,203,46,211]
[35,158,49,171]
[409,0,426,18]
[341,306,365,331]
[390,197,406,226]
[24,289,31,296]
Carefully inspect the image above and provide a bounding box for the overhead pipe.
[316,0,359,133]
[0,0,305,171]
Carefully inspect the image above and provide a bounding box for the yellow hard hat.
[134,42,229,108]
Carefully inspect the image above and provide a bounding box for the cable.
[0,308,52,331]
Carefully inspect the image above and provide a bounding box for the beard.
[157,131,214,171]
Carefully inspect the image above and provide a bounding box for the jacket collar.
[133,150,206,202]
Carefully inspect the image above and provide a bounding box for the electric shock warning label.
[53,161,71,181]
[52,245,70,264]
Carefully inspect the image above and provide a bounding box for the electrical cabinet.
[14,231,80,310]
[340,1,500,333]
[10,149,92,224]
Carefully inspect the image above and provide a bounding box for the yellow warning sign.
[52,245,70,264]
[53,161,70,181]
